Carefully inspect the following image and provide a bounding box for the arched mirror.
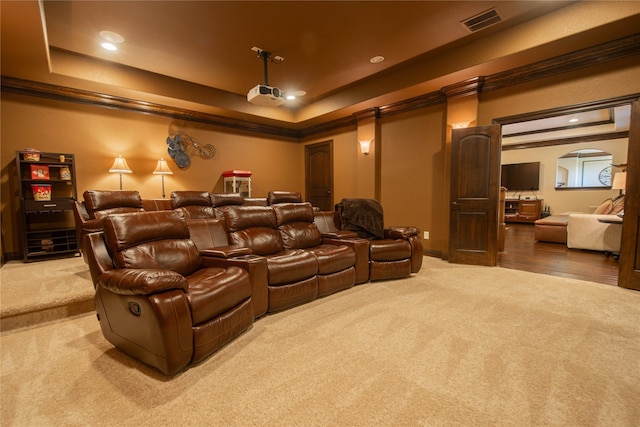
[555,149,612,189]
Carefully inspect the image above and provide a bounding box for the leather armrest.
[97,269,188,295]
[82,218,103,233]
[321,236,370,284]
[385,226,419,239]
[321,230,359,239]
[199,255,269,318]
[200,245,252,258]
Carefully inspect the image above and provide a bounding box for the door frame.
[493,93,640,289]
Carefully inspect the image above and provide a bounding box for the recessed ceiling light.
[569,118,579,123]
[101,42,118,51]
[99,30,125,44]
[286,90,307,100]
[370,56,385,64]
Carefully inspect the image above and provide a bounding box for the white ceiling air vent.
[461,8,502,32]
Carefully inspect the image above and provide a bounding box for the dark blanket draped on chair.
[337,198,385,239]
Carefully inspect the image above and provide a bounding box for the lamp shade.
[153,158,173,175]
[611,171,626,190]
[359,140,371,155]
[109,155,132,174]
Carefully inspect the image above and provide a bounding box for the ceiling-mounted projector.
[247,84,285,107]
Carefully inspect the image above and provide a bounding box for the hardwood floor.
[497,223,619,286]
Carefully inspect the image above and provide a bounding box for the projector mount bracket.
[251,46,284,86]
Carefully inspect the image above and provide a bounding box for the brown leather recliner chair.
[171,190,215,219]
[84,210,254,376]
[73,190,144,259]
[185,216,270,319]
[313,211,370,284]
[272,202,357,297]
[335,198,423,281]
[222,205,319,313]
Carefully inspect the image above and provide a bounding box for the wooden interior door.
[449,125,501,266]
[619,99,640,290]
[305,141,333,211]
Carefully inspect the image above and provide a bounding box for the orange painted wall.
[2,55,639,258]
[0,93,303,254]
[379,107,447,254]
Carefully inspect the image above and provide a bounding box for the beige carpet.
[1,257,639,426]
[0,256,94,330]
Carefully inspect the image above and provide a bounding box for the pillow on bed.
[593,198,613,214]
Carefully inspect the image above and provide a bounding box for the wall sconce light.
[611,171,627,197]
[153,158,173,198]
[359,140,371,155]
[109,155,132,190]
[452,122,471,129]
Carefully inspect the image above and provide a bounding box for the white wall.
[500,138,628,214]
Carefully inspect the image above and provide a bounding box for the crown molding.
[442,77,484,99]
[481,34,640,93]
[501,131,630,151]
[2,34,638,140]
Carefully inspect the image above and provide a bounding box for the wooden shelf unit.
[504,198,543,223]
[15,151,79,261]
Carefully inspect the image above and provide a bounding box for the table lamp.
[153,158,173,198]
[109,155,132,190]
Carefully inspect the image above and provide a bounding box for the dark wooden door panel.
[455,210,490,250]
[449,125,501,266]
[305,141,333,211]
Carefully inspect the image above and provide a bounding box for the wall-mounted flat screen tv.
[501,161,540,191]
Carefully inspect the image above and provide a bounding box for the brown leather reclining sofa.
[85,209,254,376]
[81,190,423,376]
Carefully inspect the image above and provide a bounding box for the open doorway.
[493,97,633,285]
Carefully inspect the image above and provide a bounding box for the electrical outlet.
[423,231,429,240]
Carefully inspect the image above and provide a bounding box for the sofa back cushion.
[171,191,215,219]
[273,203,322,249]
[211,193,244,207]
[211,193,245,218]
[83,190,144,219]
[223,206,283,255]
[175,205,216,219]
[243,198,268,206]
[171,191,212,208]
[267,191,302,205]
[186,218,230,249]
[102,210,201,276]
[142,199,172,211]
